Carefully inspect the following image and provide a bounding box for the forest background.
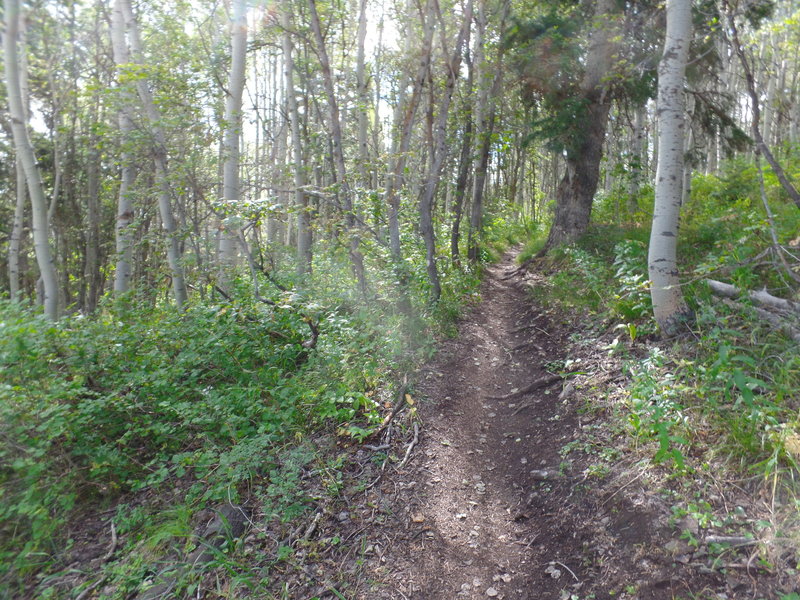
[1,0,800,597]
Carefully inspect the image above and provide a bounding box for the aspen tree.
[3,0,59,319]
[218,0,248,287]
[648,0,694,335]
[119,0,188,308]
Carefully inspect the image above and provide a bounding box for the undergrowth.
[527,153,800,578]
[0,217,511,597]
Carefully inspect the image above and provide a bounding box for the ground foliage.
[521,150,800,595]
[0,223,500,598]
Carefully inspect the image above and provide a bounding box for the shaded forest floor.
[260,252,786,599]
[52,252,790,600]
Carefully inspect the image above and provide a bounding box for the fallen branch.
[552,560,580,583]
[102,522,118,562]
[715,297,800,344]
[303,512,322,541]
[486,374,563,400]
[74,522,119,600]
[705,535,757,547]
[396,422,420,470]
[369,383,409,440]
[706,279,800,317]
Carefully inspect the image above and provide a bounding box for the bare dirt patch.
[43,253,788,599]
[336,253,784,600]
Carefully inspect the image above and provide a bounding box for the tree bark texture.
[308,0,367,294]
[725,1,800,212]
[111,0,137,296]
[418,0,473,302]
[120,0,188,309]
[385,0,435,263]
[542,0,618,252]
[648,0,693,336]
[282,4,312,278]
[218,0,248,287]
[4,0,60,319]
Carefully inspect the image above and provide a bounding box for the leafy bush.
[0,290,387,585]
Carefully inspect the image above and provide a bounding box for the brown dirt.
[43,253,789,599]
[327,253,784,600]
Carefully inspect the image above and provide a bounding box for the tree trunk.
[450,60,473,263]
[628,104,646,213]
[8,159,26,301]
[466,0,487,261]
[111,0,137,296]
[308,0,367,294]
[84,93,101,313]
[217,0,248,290]
[648,0,693,336]
[120,0,188,309]
[726,0,800,212]
[467,0,510,261]
[385,0,435,262]
[542,0,617,252]
[355,0,370,186]
[4,0,59,319]
[419,0,473,302]
[282,4,312,278]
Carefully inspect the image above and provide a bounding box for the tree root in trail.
[486,374,563,400]
[501,268,522,280]
[511,319,543,334]
[511,340,543,352]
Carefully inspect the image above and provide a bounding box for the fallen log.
[705,279,800,317]
[714,297,800,343]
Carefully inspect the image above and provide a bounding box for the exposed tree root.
[486,374,563,400]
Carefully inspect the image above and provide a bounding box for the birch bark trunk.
[355,0,370,186]
[4,0,59,319]
[648,0,693,335]
[218,0,248,287]
[119,0,188,308]
[111,0,137,296]
[726,0,800,211]
[282,4,312,278]
[419,0,473,302]
[308,0,367,293]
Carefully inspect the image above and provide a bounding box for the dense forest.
[1,0,800,598]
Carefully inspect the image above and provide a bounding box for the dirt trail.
[355,254,698,600]
[387,254,580,599]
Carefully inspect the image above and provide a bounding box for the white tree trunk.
[281,4,312,277]
[648,0,693,336]
[355,0,370,185]
[111,0,137,296]
[308,0,367,293]
[120,0,188,308]
[628,104,646,212]
[218,0,248,285]
[4,0,59,319]
[8,159,26,301]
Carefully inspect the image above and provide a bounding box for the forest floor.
[52,252,788,600]
[272,251,783,600]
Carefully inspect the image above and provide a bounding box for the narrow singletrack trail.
[347,253,733,600]
[360,254,599,599]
